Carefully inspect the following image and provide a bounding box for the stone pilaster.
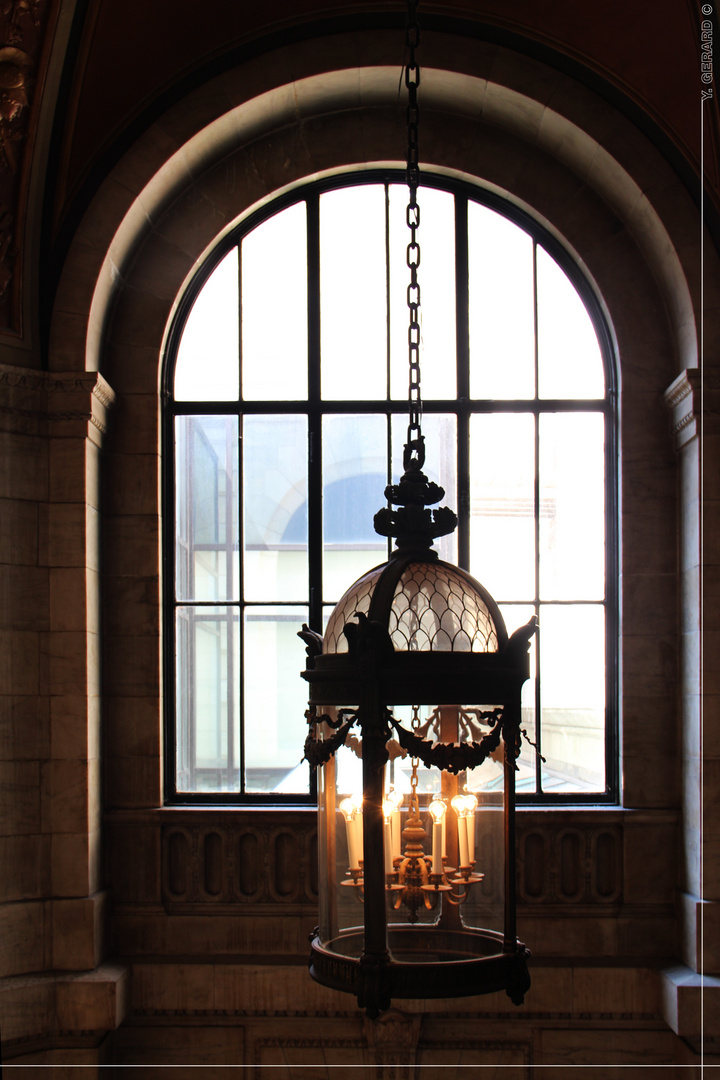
[665,369,719,979]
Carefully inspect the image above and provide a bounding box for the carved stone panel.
[517,821,623,906]
[160,811,624,915]
[161,817,319,913]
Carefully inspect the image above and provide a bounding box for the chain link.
[405,0,422,444]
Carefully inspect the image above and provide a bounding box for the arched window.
[163,173,616,804]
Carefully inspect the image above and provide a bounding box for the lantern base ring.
[309,926,531,1015]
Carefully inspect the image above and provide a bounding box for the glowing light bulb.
[451,794,470,867]
[463,792,478,863]
[385,789,403,858]
[339,795,363,869]
[428,798,446,874]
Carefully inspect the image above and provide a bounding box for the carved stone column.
[363,1010,422,1080]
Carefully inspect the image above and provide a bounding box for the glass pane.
[469,414,535,601]
[320,186,387,399]
[322,414,387,602]
[243,605,310,794]
[539,603,605,793]
[391,413,457,565]
[537,247,604,399]
[458,797,505,935]
[390,184,456,400]
[174,248,239,401]
[539,413,605,600]
[175,416,239,602]
[242,201,307,400]
[175,606,240,793]
[469,204,535,399]
[243,415,308,603]
[500,603,538,795]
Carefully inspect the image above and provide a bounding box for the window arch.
[163,172,617,804]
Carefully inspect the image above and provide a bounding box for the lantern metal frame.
[300,440,537,1015]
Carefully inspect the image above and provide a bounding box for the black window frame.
[162,169,619,806]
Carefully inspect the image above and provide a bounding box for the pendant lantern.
[298,0,537,1016]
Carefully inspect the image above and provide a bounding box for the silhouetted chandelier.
[298,0,536,1017]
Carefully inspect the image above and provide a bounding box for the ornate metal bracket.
[302,708,359,768]
[387,712,504,774]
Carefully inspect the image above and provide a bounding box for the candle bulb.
[386,789,404,859]
[382,797,397,867]
[353,797,364,863]
[428,798,446,876]
[339,797,359,870]
[384,820,393,875]
[452,794,470,868]
[464,792,478,863]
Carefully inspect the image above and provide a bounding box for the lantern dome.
[323,553,507,656]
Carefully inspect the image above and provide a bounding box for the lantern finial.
[373,436,458,555]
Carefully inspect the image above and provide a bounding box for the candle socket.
[341,866,363,886]
[448,863,484,887]
[421,872,452,894]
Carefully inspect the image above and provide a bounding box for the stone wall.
[0,16,717,1073]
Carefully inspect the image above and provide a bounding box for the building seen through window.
[165,176,615,803]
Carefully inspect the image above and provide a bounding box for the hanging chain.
[409,704,421,815]
[405,0,422,446]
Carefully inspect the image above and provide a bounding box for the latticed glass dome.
[323,553,507,656]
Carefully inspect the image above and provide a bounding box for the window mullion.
[455,193,470,571]
[533,239,543,796]
[224,419,237,792]
[237,236,247,794]
[307,192,323,633]
[385,183,392,561]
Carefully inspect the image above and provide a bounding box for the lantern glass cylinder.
[304,551,534,1010]
[315,703,506,961]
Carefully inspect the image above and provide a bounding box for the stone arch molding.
[50,32,700,386]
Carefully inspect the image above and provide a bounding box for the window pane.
[175,415,239,602]
[469,204,535,399]
[469,414,535,601]
[243,605,310,794]
[539,413,605,600]
[321,186,387,399]
[176,606,240,793]
[390,184,456,400]
[243,415,308,603]
[322,414,387,603]
[391,413,458,566]
[537,247,604,399]
[174,248,239,401]
[500,603,538,794]
[242,201,307,400]
[539,604,605,793]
